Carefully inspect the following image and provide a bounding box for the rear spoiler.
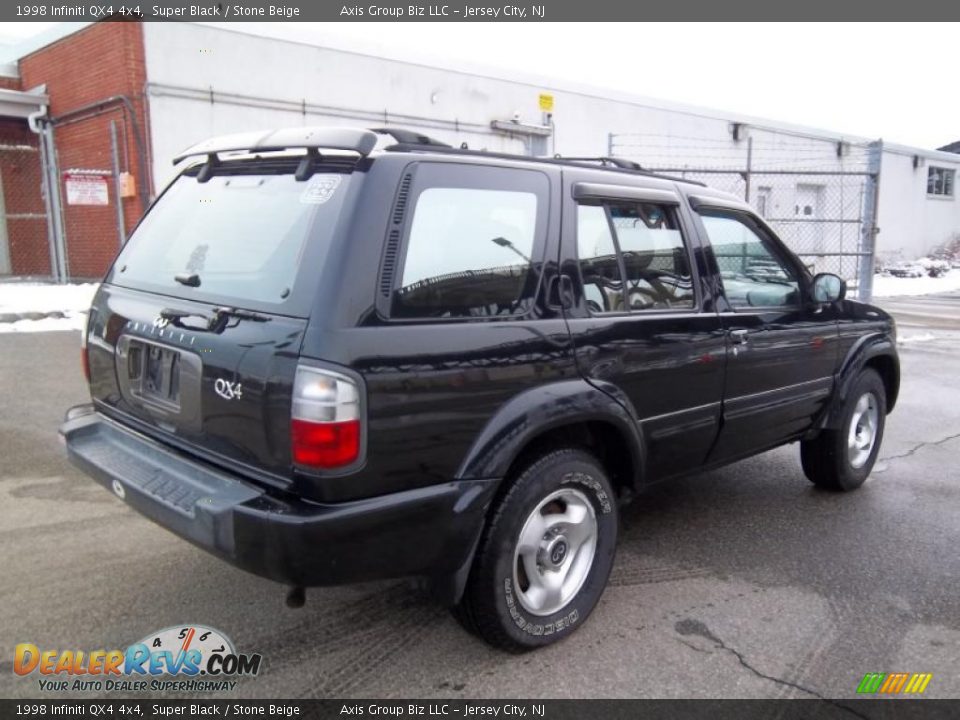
[172,126,452,165]
[172,127,380,165]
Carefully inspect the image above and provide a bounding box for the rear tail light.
[291,366,362,469]
[80,329,90,383]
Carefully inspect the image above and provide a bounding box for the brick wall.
[20,21,148,280]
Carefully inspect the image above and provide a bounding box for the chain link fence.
[0,143,49,277]
[609,130,881,299]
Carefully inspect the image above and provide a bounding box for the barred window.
[927,167,955,197]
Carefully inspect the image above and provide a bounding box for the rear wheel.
[454,448,618,651]
[801,368,886,491]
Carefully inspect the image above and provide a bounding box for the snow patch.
[898,332,937,345]
[0,282,98,333]
[870,269,960,298]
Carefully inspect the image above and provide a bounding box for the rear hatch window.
[109,168,354,315]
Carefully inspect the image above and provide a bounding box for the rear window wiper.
[158,306,271,334]
[159,307,210,331]
[208,306,272,333]
[174,273,201,287]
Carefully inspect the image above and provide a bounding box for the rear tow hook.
[285,586,306,609]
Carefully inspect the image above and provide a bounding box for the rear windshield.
[109,170,353,312]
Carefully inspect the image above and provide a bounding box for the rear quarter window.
[390,164,549,320]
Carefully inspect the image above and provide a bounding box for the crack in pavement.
[674,619,870,719]
[880,431,960,463]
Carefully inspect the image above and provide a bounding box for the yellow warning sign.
[538,93,554,112]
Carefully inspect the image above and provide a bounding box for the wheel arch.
[455,378,645,497]
[435,379,644,606]
[822,333,899,430]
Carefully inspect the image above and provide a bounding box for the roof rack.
[554,156,645,171]
[172,125,704,188]
[381,142,705,187]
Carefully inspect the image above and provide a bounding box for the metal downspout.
[29,105,68,283]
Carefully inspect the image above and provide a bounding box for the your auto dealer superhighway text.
[341,705,539,717]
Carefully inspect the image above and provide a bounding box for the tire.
[454,448,618,651]
[801,368,886,491]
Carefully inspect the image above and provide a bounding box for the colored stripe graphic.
[858,672,932,694]
[904,674,933,694]
[857,673,886,694]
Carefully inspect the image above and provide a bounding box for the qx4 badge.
[214,378,242,401]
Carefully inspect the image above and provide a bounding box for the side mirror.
[811,273,846,303]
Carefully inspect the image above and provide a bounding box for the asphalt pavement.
[1,295,959,700]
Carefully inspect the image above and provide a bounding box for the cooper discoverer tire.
[801,368,886,491]
[454,448,618,651]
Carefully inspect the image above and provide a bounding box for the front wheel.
[801,368,887,491]
[454,448,618,651]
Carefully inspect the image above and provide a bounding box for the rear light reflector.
[80,329,90,383]
[291,419,360,468]
[291,366,362,469]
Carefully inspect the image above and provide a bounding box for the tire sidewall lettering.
[503,578,580,636]
[499,465,611,638]
[559,471,612,514]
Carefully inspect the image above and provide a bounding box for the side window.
[699,212,800,308]
[577,205,623,313]
[392,187,538,318]
[576,201,694,313]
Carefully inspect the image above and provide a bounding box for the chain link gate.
[0,143,49,278]
[609,131,881,301]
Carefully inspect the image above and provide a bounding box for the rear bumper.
[60,405,497,588]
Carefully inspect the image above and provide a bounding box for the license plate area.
[127,340,181,409]
[116,336,203,429]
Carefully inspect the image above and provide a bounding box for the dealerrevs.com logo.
[857,672,933,695]
[14,625,263,693]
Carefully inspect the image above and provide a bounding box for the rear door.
[559,172,727,481]
[689,201,840,463]
[86,162,358,487]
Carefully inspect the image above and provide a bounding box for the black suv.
[61,127,899,651]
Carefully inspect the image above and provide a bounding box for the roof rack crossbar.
[555,156,645,171]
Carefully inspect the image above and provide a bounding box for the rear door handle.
[730,329,750,344]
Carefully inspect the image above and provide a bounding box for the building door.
[795,183,825,265]
[755,186,772,218]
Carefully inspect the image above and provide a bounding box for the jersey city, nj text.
[340,5,546,18]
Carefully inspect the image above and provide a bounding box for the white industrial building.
[2,21,958,284]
